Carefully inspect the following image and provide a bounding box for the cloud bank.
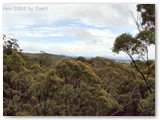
[3,3,155,59]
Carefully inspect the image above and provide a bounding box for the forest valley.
[3,4,155,116]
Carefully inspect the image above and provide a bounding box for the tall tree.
[3,35,20,55]
[112,4,155,89]
[137,4,155,29]
[112,4,155,115]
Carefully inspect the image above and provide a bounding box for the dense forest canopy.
[3,4,155,116]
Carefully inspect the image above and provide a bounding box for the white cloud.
[20,36,155,59]
[3,3,155,59]
[5,31,43,38]
[18,26,118,57]
[132,29,139,36]
[89,29,112,36]
[62,26,92,40]
[4,30,64,39]
[3,4,137,28]
[20,40,111,57]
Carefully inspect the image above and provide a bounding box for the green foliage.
[55,57,101,86]
[138,92,155,115]
[146,77,155,90]
[112,41,155,115]
[30,64,45,74]
[3,35,20,55]
[112,33,136,54]
[5,51,26,72]
[3,52,155,116]
[76,56,88,63]
[137,4,155,29]
[136,29,155,44]
[39,51,53,67]
[3,35,155,116]
[3,5,155,115]
[112,6,155,113]
[16,112,30,116]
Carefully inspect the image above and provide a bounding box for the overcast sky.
[3,3,155,59]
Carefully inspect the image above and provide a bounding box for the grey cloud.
[3,4,137,28]
[62,27,92,40]
[70,4,137,27]
[86,39,104,46]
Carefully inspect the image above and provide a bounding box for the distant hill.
[22,52,131,64]
[23,52,71,62]
[115,59,131,64]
